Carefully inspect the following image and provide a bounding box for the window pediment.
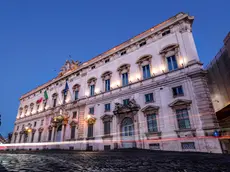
[101,114,113,122]
[87,77,97,85]
[141,105,159,115]
[159,44,179,55]
[117,64,130,74]
[52,93,58,98]
[136,54,152,65]
[101,71,112,80]
[72,84,80,90]
[169,99,192,108]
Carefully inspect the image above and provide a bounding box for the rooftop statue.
[58,60,81,77]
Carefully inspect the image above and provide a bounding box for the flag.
[36,98,43,104]
[64,81,69,94]
[44,90,48,100]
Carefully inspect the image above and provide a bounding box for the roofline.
[20,12,193,100]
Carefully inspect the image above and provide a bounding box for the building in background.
[10,12,222,153]
[206,32,230,153]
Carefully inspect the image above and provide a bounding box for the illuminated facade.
[11,12,222,153]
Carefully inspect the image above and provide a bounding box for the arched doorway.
[121,117,135,148]
[56,125,62,142]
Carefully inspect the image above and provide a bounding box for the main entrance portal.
[121,117,135,148]
[56,125,62,142]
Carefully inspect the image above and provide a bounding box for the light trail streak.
[2,135,230,149]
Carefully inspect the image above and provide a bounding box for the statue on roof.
[58,59,81,77]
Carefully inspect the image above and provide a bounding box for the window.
[176,108,191,129]
[122,73,129,86]
[38,132,42,142]
[142,64,151,79]
[74,90,79,100]
[71,126,76,139]
[43,101,47,110]
[105,79,110,92]
[147,113,158,132]
[76,73,80,76]
[37,104,40,111]
[48,130,52,141]
[104,121,110,135]
[73,111,77,118]
[91,65,95,70]
[145,93,154,103]
[34,121,37,127]
[31,132,35,143]
[149,143,160,150]
[123,99,129,106]
[88,124,93,138]
[14,135,17,143]
[90,85,95,96]
[172,86,184,97]
[139,41,146,47]
[181,142,195,150]
[53,98,57,107]
[16,126,19,131]
[19,134,22,143]
[40,119,44,126]
[63,91,67,104]
[104,145,111,151]
[89,107,94,114]
[124,125,133,136]
[105,58,110,63]
[22,124,25,129]
[167,55,178,71]
[30,104,34,114]
[162,30,171,36]
[121,50,126,56]
[105,103,111,112]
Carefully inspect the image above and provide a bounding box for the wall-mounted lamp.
[137,78,140,81]
[117,85,119,88]
[129,80,132,84]
[152,73,155,77]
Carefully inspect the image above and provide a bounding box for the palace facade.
[11,12,222,153]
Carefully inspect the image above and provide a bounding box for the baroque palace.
[11,12,222,153]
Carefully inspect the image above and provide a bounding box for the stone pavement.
[0,149,230,172]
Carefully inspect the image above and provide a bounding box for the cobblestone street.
[0,150,230,172]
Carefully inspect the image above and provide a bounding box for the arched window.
[24,105,28,116]
[72,84,80,101]
[30,103,34,114]
[19,107,23,116]
[87,77,97,96]
[117,64,130,86]
[160,44,180,72]
[101,71,112,92]
[136,55,152,80]
[52,93,58,108]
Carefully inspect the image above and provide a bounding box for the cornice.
[20,12,193,101]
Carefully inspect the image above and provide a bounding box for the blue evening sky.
[0,0,229,137]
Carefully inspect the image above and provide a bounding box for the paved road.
[0,150,230,172]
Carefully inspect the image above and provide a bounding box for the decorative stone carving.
[101,71,112,80]
[117,64,130,75]
[141,105,159,115]
[59,60,81,77]
[87,77,97,86]
[136,54,152,66]
[101,114,113,123]
[169,99,192,109]
[38,127,44,133]
[113,98,140,116]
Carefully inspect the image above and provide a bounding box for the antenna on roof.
[69,55,72,61]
